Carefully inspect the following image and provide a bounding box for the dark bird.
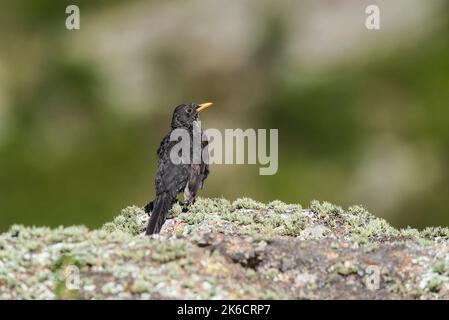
[144,102,213,235]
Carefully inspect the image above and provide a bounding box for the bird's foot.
[144,201,154,215]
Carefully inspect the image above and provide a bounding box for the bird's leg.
[182,200,194,213]
[182,197,198,212]
[182,197,193,213]
[182,184,197,213]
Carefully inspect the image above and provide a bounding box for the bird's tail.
[145,193,174,235]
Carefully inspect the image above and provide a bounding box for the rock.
[0,198,447,299]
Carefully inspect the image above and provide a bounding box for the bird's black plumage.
[145,102,211,235]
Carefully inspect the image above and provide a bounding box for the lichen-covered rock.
[0,198,448,299]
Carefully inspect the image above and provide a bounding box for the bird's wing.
[200,137,210,184]
[155,135,190,197]
[186,132,210,194]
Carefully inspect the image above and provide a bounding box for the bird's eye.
[186,108,193,113]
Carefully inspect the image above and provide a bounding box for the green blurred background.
[1,0,448,231]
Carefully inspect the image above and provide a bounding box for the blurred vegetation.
[0,1,448,231]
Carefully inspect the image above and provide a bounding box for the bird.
[144,102,213,235]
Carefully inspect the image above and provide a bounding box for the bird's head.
[171,102,213,128]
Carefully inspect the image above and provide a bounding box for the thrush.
[144,102,213,235]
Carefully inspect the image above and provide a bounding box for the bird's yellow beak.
[196,102,213,112]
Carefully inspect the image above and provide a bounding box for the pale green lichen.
[432,259,448,276]
[168,202,183,218]
[310,200,344,218]
[346,205,398,239]
[423,275,445,292]
[131,278,151,294]
[170,197,307,239]
[417,254,449,294]
[102,205,145,236]
[179,211,207,225]
[191,197,232,214]
[1,198,448,300]
[267,200,302,214]
[311,202,400,243]
[386,279,406,296]
[352,217,399,239]
[329,261,359,276]
[151,240,187,263]
[280,212,306,236]
[263,268,280,280]
[399,227,421,239]
[232,197,266,210]
[222,211,254,225]
[420,226,449,240]
[98,197,307,240]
